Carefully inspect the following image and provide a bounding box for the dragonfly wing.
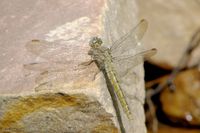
[35,70,67,84]
[113,48,157,78]
[24,61,65,82]
[24,62,67,72]
[34,71,68,92]
[111,19,148,57]
[26,40,71,63]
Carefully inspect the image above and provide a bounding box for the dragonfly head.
[89,37,103,48]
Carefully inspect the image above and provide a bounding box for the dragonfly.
[24,19,156,120]
[87,19,156,120]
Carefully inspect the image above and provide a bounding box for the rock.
[0,93,118,133]
[160,69,200,126]
[0,0,147,132]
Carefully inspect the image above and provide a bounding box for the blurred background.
[136,0,200,133]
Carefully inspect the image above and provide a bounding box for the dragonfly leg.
[92,70,101,80]
[78,60,100,80]
[79,60,94,67]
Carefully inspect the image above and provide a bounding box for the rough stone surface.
[0,93,118,133]
[0,0,147,133]
[137,0,200,67]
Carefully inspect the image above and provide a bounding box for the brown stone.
[160,69,200,126]
[0,93,118,133]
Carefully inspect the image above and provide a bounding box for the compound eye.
[93,39,97,44]
[89,37,102,47]
[89,37,96,45]
[98,39,103,45]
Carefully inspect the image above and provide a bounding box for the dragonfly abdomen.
[105,62,132,120]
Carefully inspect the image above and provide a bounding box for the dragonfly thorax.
[88,47,109,62]
[88,40,111,70]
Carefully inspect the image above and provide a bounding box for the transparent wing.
[113,48,157,77]
[23,62,68,72]
[25,39,92,92]
[26,40,71,63]
[35,70,68,85]
[23,61,68,89]
[111,19,148,57]
[34,70,70,92]
[25,40,69,91]
[27,63,95,92]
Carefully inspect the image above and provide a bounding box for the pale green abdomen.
[104,62,132,119]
